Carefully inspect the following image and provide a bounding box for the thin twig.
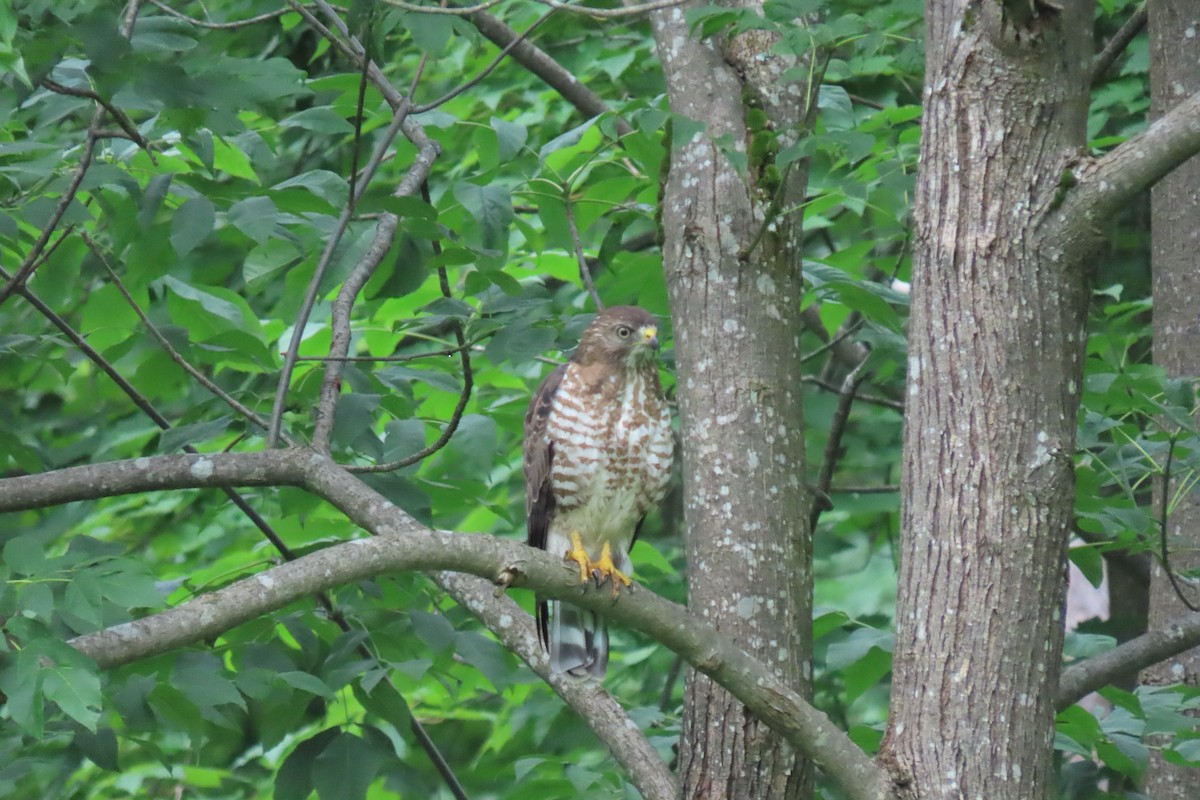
[83,233,290,444]
[42,79,153,155]
[413,7,558,114]
[565,192,604,310]
[809,359,871,532]
[348,187,473,474]
[828,484,899,494]
[297,334,485,362]
[1,0,144,307]
[311,100,427,451]
[0,110,103,307]
[1159,434,1200,611]
[146,0,311,28]
[801,376,903,412]
[269,55,421,447]
[465,9,629,136]
[0,264,297,560]
[1090,4,1148,87]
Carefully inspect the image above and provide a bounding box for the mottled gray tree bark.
[649,5,819,798]
[1144,1,1200,797]
[884,2,1094,798]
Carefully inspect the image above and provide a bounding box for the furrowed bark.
[1143,1,1200,796]
[885,2,1094,797]
[650,4,819,798]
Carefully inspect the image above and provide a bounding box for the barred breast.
[546,364,673,535]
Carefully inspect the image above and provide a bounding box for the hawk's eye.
[616,326,632,338]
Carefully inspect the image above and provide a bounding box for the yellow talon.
[565,531,592,583]
[593,541,631,597]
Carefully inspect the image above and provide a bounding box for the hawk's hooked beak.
[640,326,660,351]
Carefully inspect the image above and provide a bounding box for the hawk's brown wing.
[524,364,567,650]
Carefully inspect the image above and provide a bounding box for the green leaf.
[312,731,385,800]
[453,182,513,256]
[280,107,355,134]
[173,652,246,711]
[491,117,527,160]
[276,670,335,699]
[39,652,102,731]
[170,197,216,257]
[276,728,339,800]
[161,275,247,325]
[226,196,281,244]
[157,416,234,453]
[484,319,556,365]
[73,727,120,771]
[0,649,45,736]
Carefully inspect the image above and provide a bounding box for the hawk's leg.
[564,531,592,583]
[592,541,631,597]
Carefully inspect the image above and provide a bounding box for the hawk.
[524,306,674,678]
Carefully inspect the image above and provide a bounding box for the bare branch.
[1059,90,1200,238]
[347,240,474,474]
[802,376,904,412]
[1090,4,1147,87]
[1057,610,1200,710]
[146,0,306,28]
[41,79,153,154]
[566,193,605,310]
[434,572,679,800]
[270,0,441,447]
[810,359,871,531]
[1,0,146,306]
[84,234,288,444]
[44,451,890,800]
[414,8,557,114]
[0,451,306,512]
[464,9,630,135]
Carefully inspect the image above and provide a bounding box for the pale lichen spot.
[190,458,214,479]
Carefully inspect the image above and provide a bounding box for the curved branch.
[434,572,679,800]
[0,451,307,511]
[1059,90,1200,239]
[31,450,890,800]
[1056,610,1200,711]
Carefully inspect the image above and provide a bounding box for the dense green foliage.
[1,1,1197,798]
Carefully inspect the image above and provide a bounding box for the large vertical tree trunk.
[883,2,1093,798]
[650,7,817,799]
[1144,2,1200,797]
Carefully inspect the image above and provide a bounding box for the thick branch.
[1060,90,1200,237]
[1056,610,1200,710]
[41,450,889,800]
[434,572,678,800]
[0,451,306,511]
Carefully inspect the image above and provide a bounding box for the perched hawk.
[524,306,674,678]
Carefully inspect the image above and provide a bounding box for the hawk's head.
[575,305,661,368]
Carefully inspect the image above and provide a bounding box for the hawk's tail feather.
[549,600,608,679]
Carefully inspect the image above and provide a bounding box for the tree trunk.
[650,7,817,799]
[1144,1,1200,796]
[883,2,1093,798]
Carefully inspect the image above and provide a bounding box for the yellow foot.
[564,531,592,583]
[592,541,631,597]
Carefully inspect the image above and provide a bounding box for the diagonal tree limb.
[434,572,679,800]
[1058,90,1200,244]
[13,450,891,800]
[1090,4,1147,87]
[1056,610,1200,710]
[463,9,631,136]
